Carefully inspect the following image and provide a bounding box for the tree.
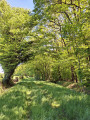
[33,0,89,86]
[0,0,35,87]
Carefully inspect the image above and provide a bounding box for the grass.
[57,81,90,94]
[0,77,90,120]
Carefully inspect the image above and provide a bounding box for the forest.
[0,0,90,120]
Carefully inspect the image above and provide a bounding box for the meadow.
[0,77,90,120]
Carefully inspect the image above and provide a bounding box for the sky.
[0,0,34,73]
[7,0,34,10]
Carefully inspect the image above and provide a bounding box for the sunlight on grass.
[0,78,90,120]
[51,101,60,108]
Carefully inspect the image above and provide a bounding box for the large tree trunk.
[2,65,18,87]
[2,72,14,87]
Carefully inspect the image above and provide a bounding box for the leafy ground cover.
[0,78,90,120]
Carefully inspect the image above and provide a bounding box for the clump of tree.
[0,0,36,87]
[15,54,76,83]
[14,62,34,78]
[33,0,90,87]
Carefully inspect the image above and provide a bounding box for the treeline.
[14,53,89,86]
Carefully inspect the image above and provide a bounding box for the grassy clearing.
[0,77,90,120]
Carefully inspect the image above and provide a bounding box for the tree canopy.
[0,0,89,87]
[0,0,36,86]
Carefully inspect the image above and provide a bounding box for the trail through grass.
[0,78,90,120]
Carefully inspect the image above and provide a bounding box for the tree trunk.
[58,66,62,81]
[71,65,74,82]
[2,65,18,87]
[75,72,78,83]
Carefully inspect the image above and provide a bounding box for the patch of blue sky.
[6,0,34,10]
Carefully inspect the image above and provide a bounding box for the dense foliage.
[0,0,36,86]
[0,0,89,87]
[32,0,90,84]
[14,0,89,87]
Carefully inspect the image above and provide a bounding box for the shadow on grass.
[0,79,90,120]
[0,85,29,120]
[18,80,90,120]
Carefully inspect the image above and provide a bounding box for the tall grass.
[0,78,90,120]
